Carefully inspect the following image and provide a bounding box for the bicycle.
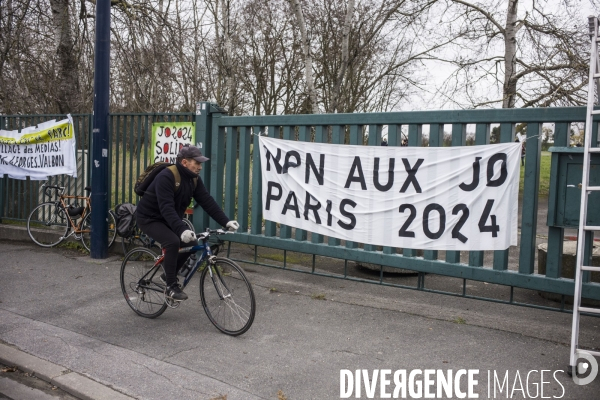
[120,229,255,336]
[27,184,117,252]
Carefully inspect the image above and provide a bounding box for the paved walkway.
[0,231,599,399]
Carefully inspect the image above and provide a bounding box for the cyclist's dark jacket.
[136,162,230,236]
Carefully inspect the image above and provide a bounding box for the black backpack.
[115,203,137,237]
[134,162,197,196]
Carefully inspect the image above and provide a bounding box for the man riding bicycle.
[136,145,239,301]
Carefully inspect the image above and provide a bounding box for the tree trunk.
[49,0,81,113]
[290,0,318,114]
[330,0,354,113]
[502,0,518,108]
[222,0,235,113]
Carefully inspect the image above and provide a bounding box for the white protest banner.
[260,137,520,251]
[0,116,77,180]
[152,122,195,163]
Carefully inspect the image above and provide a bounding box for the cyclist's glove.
[181,230,197,243]
[226,220,239,232]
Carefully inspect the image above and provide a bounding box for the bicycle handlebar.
[196,228,230,240]
[43,184,65,197]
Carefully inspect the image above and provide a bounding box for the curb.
[0,342,134,400]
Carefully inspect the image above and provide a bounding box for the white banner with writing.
[0,116,77,180]
[260,137,520,250]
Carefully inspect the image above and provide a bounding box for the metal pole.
[90,0,111,258]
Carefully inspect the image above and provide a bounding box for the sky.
[398,0,599,112]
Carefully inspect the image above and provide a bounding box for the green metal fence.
[197,104,600,307]
[2,104,600,308]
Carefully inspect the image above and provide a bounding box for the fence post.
[194,101,226,230]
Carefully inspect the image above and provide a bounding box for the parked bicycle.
[27,184,117,252]
[120,229,255,336]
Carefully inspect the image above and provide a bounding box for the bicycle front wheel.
[200,258,255,336]
[27,202,69,247]
[120,248,167,318]
[81,210,117,252]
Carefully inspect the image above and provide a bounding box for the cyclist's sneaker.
[166,283,188,301]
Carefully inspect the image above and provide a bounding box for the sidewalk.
[0,229,599,399]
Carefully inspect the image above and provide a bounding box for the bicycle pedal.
[164,297,182,308]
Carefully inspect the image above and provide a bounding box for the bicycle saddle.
[68,206,85,217]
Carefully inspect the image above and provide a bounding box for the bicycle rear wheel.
[200,257,255,336]
[27,202,69,247]
[81,210,117,252]
[120,248,167,318]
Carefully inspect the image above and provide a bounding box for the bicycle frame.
[137,234,225,298]
[43,185,92,238]
[56,194,91,235]
[178,241,214,287]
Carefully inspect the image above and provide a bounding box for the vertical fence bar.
[328,125,344,246]
[251,126,263,235]
[518,123,542,274]
[446,123,466,264]
[469,123,490,267]
[122,115,130,204]
[225,126,239,224]
[493,123,515,270]
[382,124,401,256]
[127,115,135,205]
[311,126,325,244]
[196,103,214,229]
[295,126,309,241]
[209,115,226,229]
[545,122,570,278]
[364,124,381,252]
[139,115,149,206]
[345,125,361,249]
[238,127,252,232]
[265,125,278,237]
[424,123,444,261]
[131,115,142,204]
[403,124,422,257]
[114,116,122,205]
[279,125,293,239]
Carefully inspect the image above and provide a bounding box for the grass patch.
[519,151,551,197]
[259,250,313,264]
[0,219,27,227]
[453,316,466,324]
[57,241,88,254]
[311,293,326,300]
[269,287,278,293]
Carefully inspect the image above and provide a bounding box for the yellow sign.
[0,120,73,145]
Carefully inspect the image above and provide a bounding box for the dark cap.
[178,145,209,163]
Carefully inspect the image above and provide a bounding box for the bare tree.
[438,0,589,108]
[0,0,453,116]
[305,0,450,113]
[289,0,319,113]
